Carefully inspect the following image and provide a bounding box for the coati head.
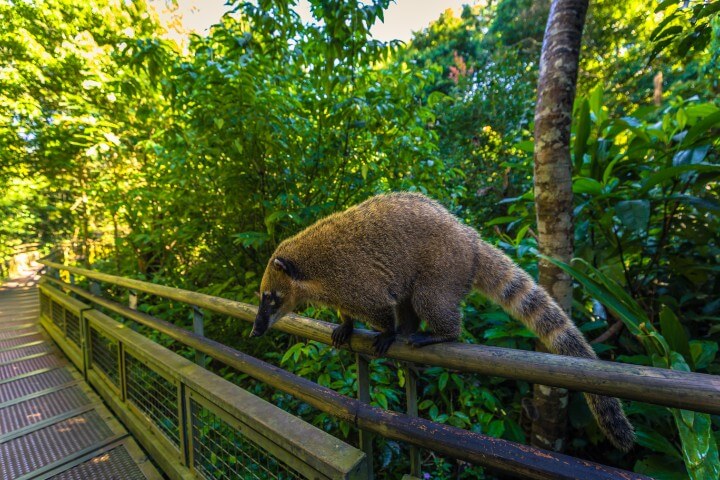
[250,257,303,337]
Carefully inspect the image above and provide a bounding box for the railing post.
[403,362,421,477]
[90,280,101,297]
[69,273,75,285]
[356,353,374,479]
[129,290,138,310]
[192,306,206,367]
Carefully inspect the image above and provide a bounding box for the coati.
[251,192,635,451]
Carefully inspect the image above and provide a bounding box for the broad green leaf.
[635,424,683,458]
[639,164,720,194]
[690,340,718,370]
[682,111,720,147]
[663,353,720,480]
[573,177,603,195]
[671,408,720,480]
[615,200,650,233]
[588,84,603,117]
[438,371,449,391]
[514,140,534,153]
[672,146,710,166]
[635,455,688,480]
[573,99,591,170]
[487,420,505,438]
[659,306,691,363]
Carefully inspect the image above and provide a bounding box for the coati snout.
[251,258,299,337]
[251,291,281,336]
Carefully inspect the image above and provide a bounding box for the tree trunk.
[531,0,589,452]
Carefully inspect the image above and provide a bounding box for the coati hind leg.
[407,288,462,348]
[331,313,354,348]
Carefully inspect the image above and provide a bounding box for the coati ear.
[273,257,305,280]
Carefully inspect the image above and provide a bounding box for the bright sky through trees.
[150,0,477,43]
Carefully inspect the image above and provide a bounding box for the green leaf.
[671,407,720,480]
[573,177,603,195]
[615,200,650,233]
[635,424,683,458]
[588,84,603,117]
[655,0,680,14]
[681,111,720,147]
[672,146,710,166]
[281,343,303,365]
[690,340,718,370]
[659,306,691,363]
[635,455,688,480]
[573,99,591,170]
[418,399,434,410]
[503,418,526,443]
[514,140,534,153]
[427,90,447,108]
[339,421,350,438]
[670,194,720,214]
[639,164,720,194]
[374,391,388,410]
[487,420,505,438]
[438,371,449,391]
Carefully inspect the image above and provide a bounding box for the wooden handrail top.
[41,259,720,415]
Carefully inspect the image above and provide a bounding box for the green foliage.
[547,257,720,479]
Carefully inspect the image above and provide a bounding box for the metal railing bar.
[40,262,720,415]
[41,279,649,480]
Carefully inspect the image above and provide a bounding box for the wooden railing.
[39,259,720,479]
[39,276,367,480]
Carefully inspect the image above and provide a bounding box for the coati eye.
[267,291,282,307]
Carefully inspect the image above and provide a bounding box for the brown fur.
[254,192,635,451]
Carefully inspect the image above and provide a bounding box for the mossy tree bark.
[532,0,589,452]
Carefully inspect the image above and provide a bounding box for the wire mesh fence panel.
[40,292,50,318]
[90,326,120,387]
[51,301,65,331]
[65,311,80,347]
[124,352,180,447]
[190,398,304,480]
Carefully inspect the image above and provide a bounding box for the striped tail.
[473,239,635,451]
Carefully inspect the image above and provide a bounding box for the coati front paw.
[372,331,396,356]
[331,322,353,348]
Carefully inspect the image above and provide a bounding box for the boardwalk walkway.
[0,269,160,480]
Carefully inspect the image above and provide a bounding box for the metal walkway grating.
[0,270,161,480]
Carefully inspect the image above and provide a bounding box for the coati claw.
[331,323,353,348]
[372,331,396,356]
